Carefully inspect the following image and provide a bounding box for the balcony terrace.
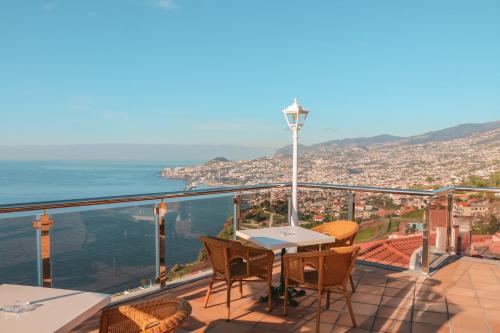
[1,183,499,333]
[70,256,500,333]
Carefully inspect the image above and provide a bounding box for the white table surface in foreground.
[236,225,335,250]
[0,284,110,333]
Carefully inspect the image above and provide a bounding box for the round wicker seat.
[99,297,192,333]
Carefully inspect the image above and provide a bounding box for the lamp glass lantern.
[283,98,309,130]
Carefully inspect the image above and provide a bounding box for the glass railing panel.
[0,214,38,286]
[297,189,347,229]
[352,192,427,270]
[49,203,156,294]
[428,194,449,256]
[269,188,290,227]
[239,190,273,230]
[453,190,499,259]
[165,195,233,282]
[239,189,289,229]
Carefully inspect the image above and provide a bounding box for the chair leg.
[326,290,330,310]
[204,275,215,308]
[316,290,322,333]
[268,279,273,312]
[239,280,243,298]
[343,288,357,327]
[283,277,288,316]
[349,275,356,293]
[226,280,233,321]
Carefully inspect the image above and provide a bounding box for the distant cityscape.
[162,122,499,189]
[162,122,500,265]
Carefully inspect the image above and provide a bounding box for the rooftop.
[358,235,424,269]
[71,256,500,333]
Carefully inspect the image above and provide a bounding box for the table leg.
[259,248,305,306]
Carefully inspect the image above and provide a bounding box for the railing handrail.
[0,183,289,214]
[298,182,434,196]
[0,182,498,214]
[454,185,500,193]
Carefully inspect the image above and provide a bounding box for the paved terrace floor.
[72,257,500,333]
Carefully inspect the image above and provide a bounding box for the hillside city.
[162,126,500,263]
[162,127,499,189]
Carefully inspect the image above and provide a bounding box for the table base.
[259,248,306,306]
[259,285,306,306]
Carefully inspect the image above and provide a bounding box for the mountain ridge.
[275,120,500,156]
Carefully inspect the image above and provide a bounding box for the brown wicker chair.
[283,246,361,333]
[200,235,274,321]
[299,220,359,291]
[99,297,191,333]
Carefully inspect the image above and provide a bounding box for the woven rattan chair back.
[200,235,228,275]
[199,235,274,321]
[312,220,359,247]
[284,246,360,333]
[322,246,359,286]
[286,246,360,288]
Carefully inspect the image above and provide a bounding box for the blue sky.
[1,0,499,148]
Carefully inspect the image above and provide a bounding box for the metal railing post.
[288,196,292,226]
[269,190,274,227]
[233,194,241,239]
[33,211,54,287]
[347,192,356,222]
[446,192,454,255]
[154,202,167,287]
[421,198,431,274]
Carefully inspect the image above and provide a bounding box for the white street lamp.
[282,98,310,227]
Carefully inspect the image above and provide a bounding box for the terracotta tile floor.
[72,257,500,333]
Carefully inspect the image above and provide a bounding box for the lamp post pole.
[282,98,309,227]
[291,127,299,226]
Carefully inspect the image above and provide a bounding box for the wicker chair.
[283,246,361,333]
[200,235,274,321]
[99,297,191,333]
[299,220,359,291]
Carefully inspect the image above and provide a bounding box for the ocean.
[0,160,234,294]
[0,160,196,204]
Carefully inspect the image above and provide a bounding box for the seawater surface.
[0,160,234,294]
[0,160,194,204]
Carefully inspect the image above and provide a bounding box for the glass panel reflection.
[0,214,38,286]
[50,204,156,294]
[165,195,233,281]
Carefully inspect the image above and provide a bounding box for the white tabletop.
[236,225,335,250]
[0,284,110,333]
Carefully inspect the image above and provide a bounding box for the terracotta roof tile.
[358,234,424,269]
